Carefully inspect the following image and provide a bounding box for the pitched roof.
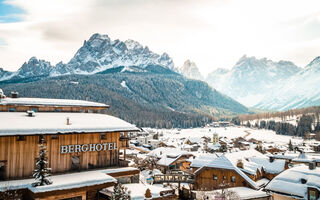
[249,157,286,174]
[265,165,320,199]
[0,112,139,136]
[0,169,116,193]
[191,155,259,190]
[0,97,108,107]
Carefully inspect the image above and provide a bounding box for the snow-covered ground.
[149,126,304,146]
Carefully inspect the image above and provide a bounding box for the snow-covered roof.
[292,153,313,163]
[0,97,108,107]
[191,155,259,190]
[193,187,269,200]
[265,165,320,199]
[101,167,139,175]
[147,147,189,159]
[103,183,174,200]
[157,153,192,167]
[249,157,286,174]
[0,112,139,136]
[254,178,270,187]
[0,169,116,193]
[225,149,267,164]
[269,152,297,160]
[185,137,204,144]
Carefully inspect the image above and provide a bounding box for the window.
[9,108,15,112]
[31,108,37,112]
[51,135,58,139]
[0,162,5,181]
[309,190,317,200]
[17,135,26,141]
[39,135,44,143]
[231,176,236,182]
[101,133,106,140]
[213,175,218,180]
[71,156,80,171]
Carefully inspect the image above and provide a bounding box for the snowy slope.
[206,55,300,107]
[255,56,320,111]
[0,68,15,81]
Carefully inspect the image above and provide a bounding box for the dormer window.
[301,178,307,184]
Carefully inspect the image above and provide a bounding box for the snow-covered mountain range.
[0,33,175,80]
[205,55,320,111]
[1,32,320,112]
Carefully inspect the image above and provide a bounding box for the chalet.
[190,155,260,191]
[185,137,204,145]
[225,149,287,181]
[265,163,320,200]
[147,147,193,173]
[0,94,140,200]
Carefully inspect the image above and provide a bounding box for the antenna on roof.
[66,117,71,125]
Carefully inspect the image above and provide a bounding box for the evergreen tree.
[112,182,131,200]
[246,121,251,128]
[231,117,241,125]
[288,139,293,151]
[32,138,52,187]
[144,188,152,199]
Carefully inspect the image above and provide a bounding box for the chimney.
[26,110,35,117]
[237,159,244,168]
[11,91,18,98]
[269,156,275,163]
[66,117,71,125]
[309,162,316,170]
[85,95,88,101]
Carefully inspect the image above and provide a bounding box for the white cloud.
[0,0,320,75]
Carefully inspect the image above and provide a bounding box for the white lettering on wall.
[60,143,118,154]
[61,145,68,154]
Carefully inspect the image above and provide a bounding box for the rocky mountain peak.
[179,60,203,80]
[125,39,143,50]
[16,57,52,78]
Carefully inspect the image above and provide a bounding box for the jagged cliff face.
[51,33,175,76]
[17,57,53,78]
[179,60,204,80]
[3,33,175,79]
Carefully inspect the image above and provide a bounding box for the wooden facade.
[0,104,107,113]
[192,167,253,191]
[0,132,126,180]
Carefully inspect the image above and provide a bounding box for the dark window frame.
[17,135,26,141]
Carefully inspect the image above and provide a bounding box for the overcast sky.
[0,0,320,75]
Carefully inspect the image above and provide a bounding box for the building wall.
[0,132,121,180]
[0,105,106,113]
[271,193,296,200]
[193,168,251,191]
